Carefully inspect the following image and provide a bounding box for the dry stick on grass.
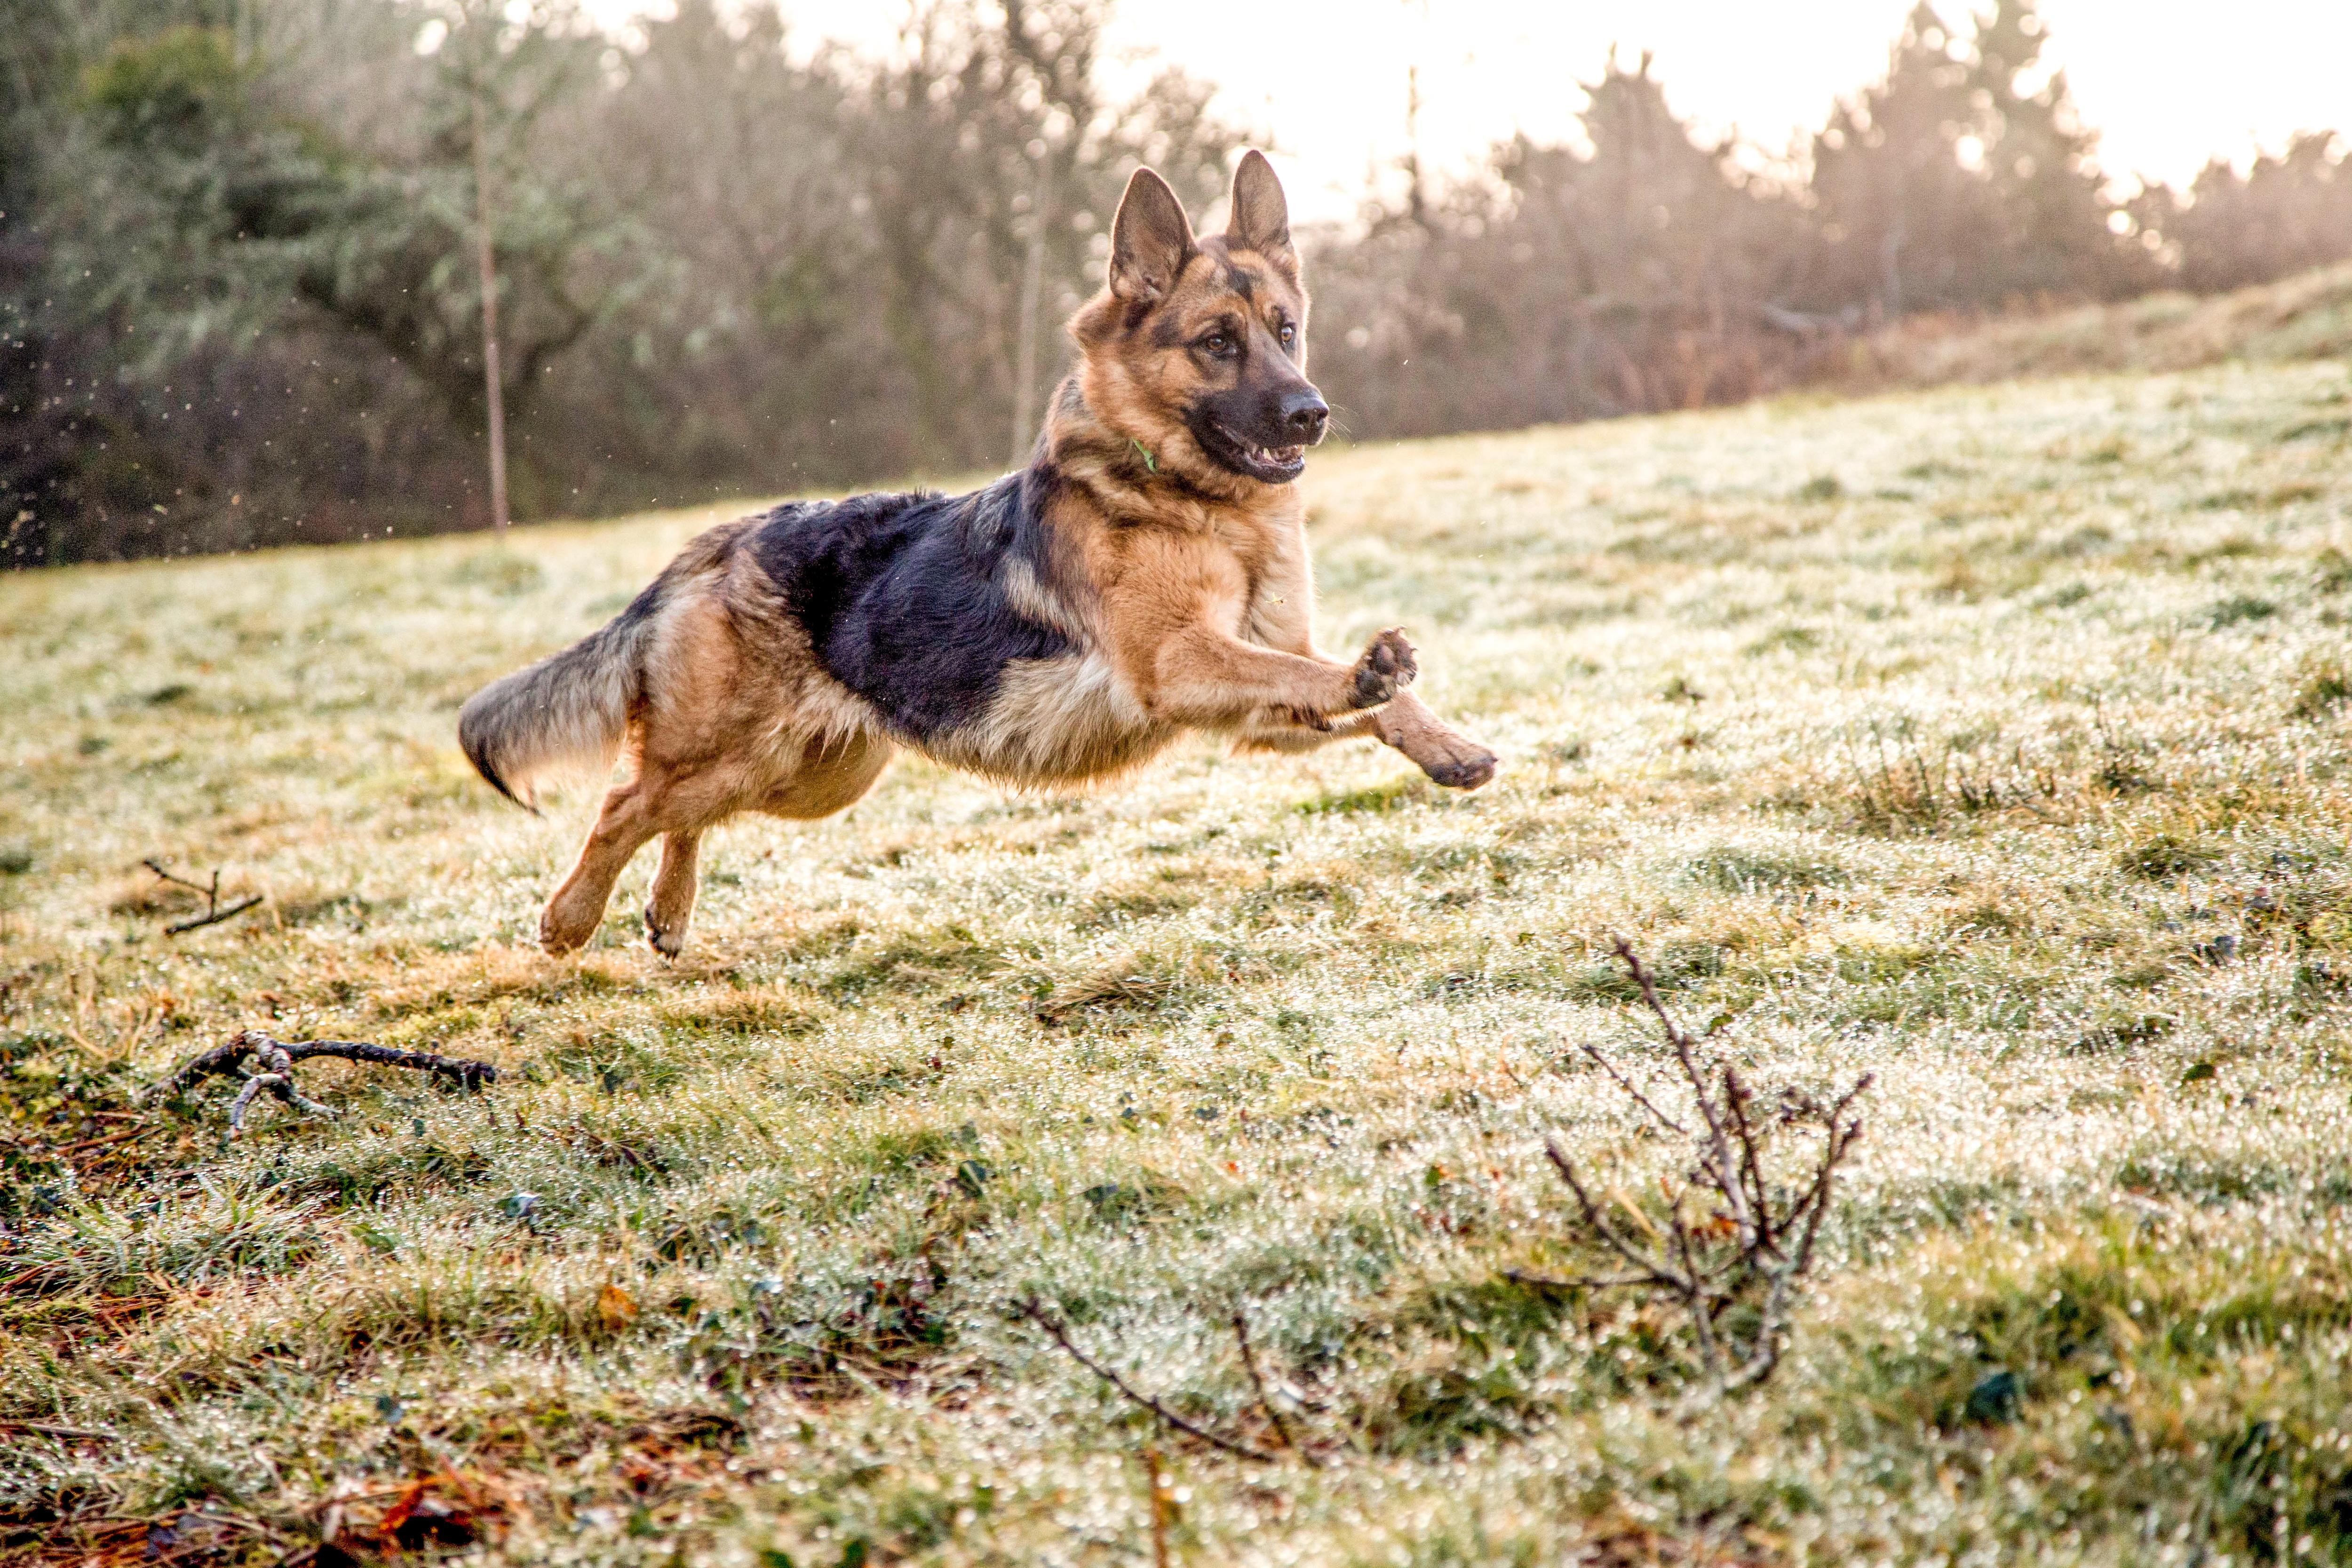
[151,1030,499,1131]
[1014,1297,1278,1464]
[141,859,264,935]
[1521,938,1870,1395]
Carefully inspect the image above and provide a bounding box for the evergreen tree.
[6,0,2345,566]
[2133,134,2352,294]
[0,0,85,564]
[1967,0,2137,299]
[1811,0,2137,314]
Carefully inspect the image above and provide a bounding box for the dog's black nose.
[1279,390,1329,443]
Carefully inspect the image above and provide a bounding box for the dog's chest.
[1232,525,1313,650]
[1239,568,1307,648]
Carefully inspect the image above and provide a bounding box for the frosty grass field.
[5,357,2352,1565]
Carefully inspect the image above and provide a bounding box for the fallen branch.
[168,895,264,935]
[1014,1297,1277,1464]
[1537,939,1870,1395]
[151,1031,499,1130]
[142,859,264,935]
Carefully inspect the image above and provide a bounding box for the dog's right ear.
[1225,150,1294,269]
[1108,167,1195,306]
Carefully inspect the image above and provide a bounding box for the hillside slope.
[1838,259,2352,391]
[4,359,2352,1564]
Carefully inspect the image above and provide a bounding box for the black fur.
[751,474,1073,742]
[459,712,527,808]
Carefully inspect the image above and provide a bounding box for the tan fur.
[457,521,753,809]
[482,153,1497,956]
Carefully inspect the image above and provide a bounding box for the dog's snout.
[1280,389,1329,443]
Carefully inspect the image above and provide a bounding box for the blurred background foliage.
[2,0,2348,565]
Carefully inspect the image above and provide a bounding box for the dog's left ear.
[1224,150,1294,271]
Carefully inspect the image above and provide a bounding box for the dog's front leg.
[1142,623,1416,729]
[1238,690,1497,790]
[1360,689,1498,789]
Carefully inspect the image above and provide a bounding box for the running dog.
[459,151,1499,956]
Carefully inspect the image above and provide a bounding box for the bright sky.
[600,0,2352,224]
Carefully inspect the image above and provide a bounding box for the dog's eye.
[1200,333,1233,357]
[1278,323,1296,349]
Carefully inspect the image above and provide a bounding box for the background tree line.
[4,0,2348,565]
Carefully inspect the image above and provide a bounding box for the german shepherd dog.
[459,152,1498,956]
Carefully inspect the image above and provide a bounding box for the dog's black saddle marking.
[751,473,1072,741]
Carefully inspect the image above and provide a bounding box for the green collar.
[1128,437,1158,475]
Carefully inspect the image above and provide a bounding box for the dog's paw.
[1416,732,1500,791]
[644,907,686,959]
[1349,627,1419,709]
[538,910,594,957]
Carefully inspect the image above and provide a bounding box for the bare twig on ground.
[1538,938,1870,1394]
[142,859,264,935]
[1014,1297,1278,1463]
[151,1030,499,1130]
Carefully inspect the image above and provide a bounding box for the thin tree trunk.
[1401,1,1430,230]
[1404,63,1427,229]
[1008,149,1053,472]
[472,89,510,535]
[1880,217,1906,320]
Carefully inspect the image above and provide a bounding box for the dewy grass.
[3,359,2352,1563]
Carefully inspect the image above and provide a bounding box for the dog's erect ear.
[1109,167,1195,305]
[1224,150,1293,267]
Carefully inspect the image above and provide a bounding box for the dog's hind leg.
[542,757,747,956]
[542,777,664,955]
[644,829,702,957]
[620,733,890,958]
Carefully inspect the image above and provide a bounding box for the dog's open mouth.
[1199,420,1308,484]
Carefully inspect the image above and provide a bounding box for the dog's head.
[1069,151,1326,488]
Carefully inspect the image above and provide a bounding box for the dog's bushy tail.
[458,589,659,810]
